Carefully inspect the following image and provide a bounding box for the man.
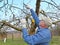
[20,5,52,45]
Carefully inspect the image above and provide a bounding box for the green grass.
[0,36,60,45]
[0,38,28,45]
[50,36,60,45]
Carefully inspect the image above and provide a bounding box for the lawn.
[0,36,60,45]
[0,38,28,45]
[50,36,60,45]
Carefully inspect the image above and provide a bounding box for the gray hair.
[39,15,52,27]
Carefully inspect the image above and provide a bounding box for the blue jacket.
[22,9,51,45]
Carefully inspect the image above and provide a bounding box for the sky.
[0,0,60,21]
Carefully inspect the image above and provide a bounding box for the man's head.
[39,20,48,28]
[39,16,52,28]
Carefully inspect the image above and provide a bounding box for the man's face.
[39,20,46,28]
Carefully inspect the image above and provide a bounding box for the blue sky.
[0,0,60,21]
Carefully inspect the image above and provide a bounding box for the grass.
[50,36,60,45]
[0,38,28,45]
[0,36,60,45]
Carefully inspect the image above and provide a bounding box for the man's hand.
[24,4,32,9]
[20,18,27,28]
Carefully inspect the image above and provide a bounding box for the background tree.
[0,0,60,35]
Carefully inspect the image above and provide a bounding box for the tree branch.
[51,0,57,5]
[0,21,22,31]
[41,0,60,10]
[53,20,60,24]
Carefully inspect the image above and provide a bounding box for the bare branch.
[51,0,57,5]
[53,20,60,24]
[9,4,30,15]
[0,0,3,2]
[41,0,60,10]
[0,3,7,9]
[0,0,8,9]
[0,21,22,31]
[39,10,47,17]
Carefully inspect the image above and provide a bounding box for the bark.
[36,0,41,15]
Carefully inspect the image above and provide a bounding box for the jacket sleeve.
[30,9,40,26]
[22,28,51,44]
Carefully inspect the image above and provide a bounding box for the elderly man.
[20,5,52,45]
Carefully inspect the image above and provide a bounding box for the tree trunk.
[36,0,41,15]
[29,0,41,35]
